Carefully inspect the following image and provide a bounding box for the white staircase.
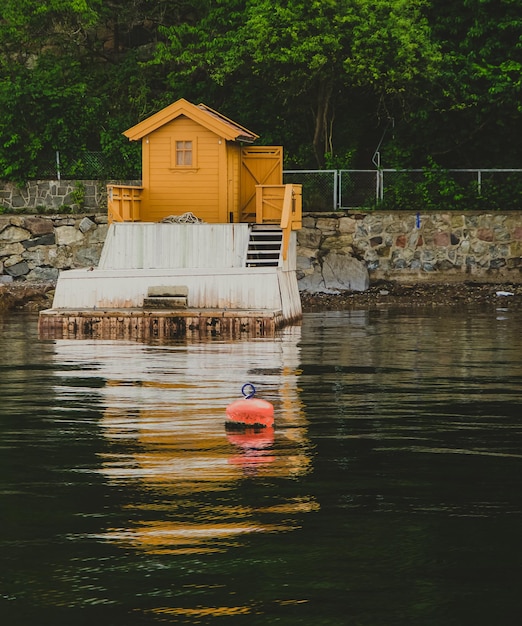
[246,224,283,267]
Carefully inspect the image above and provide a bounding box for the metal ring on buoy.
[241,383,256,399]
[226,383,274,428]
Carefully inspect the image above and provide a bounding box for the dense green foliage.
[1,0,521,182]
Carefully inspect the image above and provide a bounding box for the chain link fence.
[374,169,522,211]
[31,150,140,180]
[29,155,522,211]
[283,170,337,212]
[284,168,522,211]
[339,170,377,208]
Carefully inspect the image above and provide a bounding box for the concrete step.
[148,285,188,297]
[143,296,188,309]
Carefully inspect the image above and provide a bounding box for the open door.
[240,146,283,221]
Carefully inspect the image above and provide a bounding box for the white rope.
[161,212,204,223]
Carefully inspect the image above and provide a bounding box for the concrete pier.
[38,222,302,339]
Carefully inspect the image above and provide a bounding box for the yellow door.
[240,146,283,221]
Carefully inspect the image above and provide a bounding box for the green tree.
[153,0,441,166]
[0,0,190,181]
[1,0,521,181]
[387,0,522,167]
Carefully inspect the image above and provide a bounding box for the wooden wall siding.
[143,117,224,223]
[99,223,250,270]
[51,268,285,310]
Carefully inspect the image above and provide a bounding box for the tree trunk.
[312,81,333,167]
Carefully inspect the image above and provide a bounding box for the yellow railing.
[255,184,302,260]
[107,184,143,224]
[106,183,302,262]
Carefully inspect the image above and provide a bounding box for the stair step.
[246,260,279,267]
[143,296,188,309]
[248,245,281,250]
[248,237,282,243]
[147,285,188,297]
[247,248,279,257]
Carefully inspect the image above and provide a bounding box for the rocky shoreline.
[300,280,522,311]
[2,280,522,313]
[0,281,56,312]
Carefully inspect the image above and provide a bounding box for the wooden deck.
[38,307,289,340]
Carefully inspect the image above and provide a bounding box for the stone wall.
[0,214,108,282]
[1,211,522,288]
[0,180,107,212]
[297,211,522,291]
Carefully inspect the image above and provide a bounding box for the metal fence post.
[376,169,385,203]
[335,170,339,209]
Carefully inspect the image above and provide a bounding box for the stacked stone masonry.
[0,214,108,282]
[0,180,107,212]
[1,209,522,288]
[298,211,522,290]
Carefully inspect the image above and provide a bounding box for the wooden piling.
[38,308,294,340]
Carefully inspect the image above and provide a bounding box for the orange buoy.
[225,383,274,428]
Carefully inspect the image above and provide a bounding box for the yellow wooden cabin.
[108,97,298,227]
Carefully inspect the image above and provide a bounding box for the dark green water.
[1,308,522,625]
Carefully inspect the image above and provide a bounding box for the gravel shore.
[300,280,522,311]
[2,280,522,313]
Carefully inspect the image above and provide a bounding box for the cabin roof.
[123,98,259,143]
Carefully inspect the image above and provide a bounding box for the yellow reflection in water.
[53,329,317,554]
[100,519,296,555]
[144,605,252,618]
